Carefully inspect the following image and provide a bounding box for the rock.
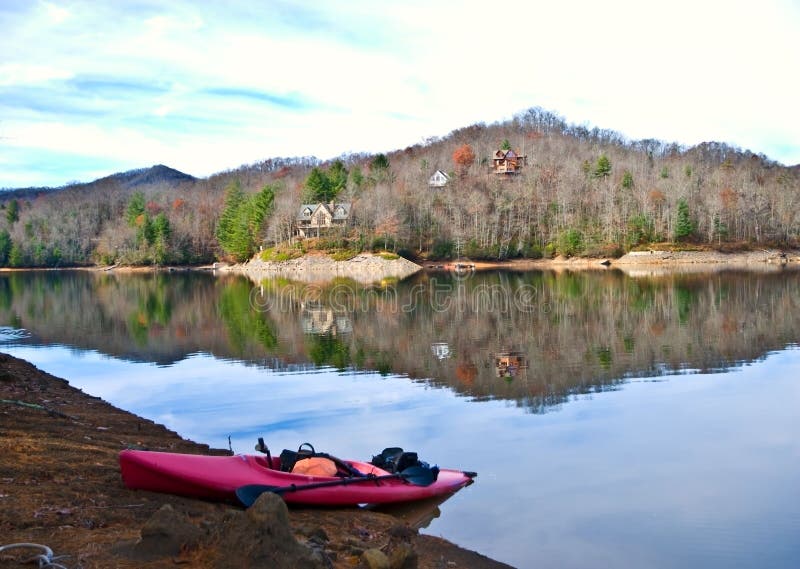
[131,504,202,559]
[361,547,390,569]
[232,253,422,284]
[388,541,418,569]
[385,524,418,569]
[213,492,327,569]
[388,524,416,540]
[296,524,330,543]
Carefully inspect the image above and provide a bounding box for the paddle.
[235,465,438,507]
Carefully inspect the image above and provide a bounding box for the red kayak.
[119,449,474,506]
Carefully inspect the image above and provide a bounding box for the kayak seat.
[370,447,429,473]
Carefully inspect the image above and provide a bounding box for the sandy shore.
[420,248,800,274]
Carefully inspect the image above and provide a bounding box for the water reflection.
[2,269,799,568]
[1,268,800,412]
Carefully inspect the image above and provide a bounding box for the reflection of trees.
[307,334,350,370]
[322,269,800,412]
[0,272,233,365]
[218,279,277,355]
[2,269,800,412]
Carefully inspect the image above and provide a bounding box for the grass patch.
[260,247,303,262]
[330,249,359,262]
[378,252,399,260]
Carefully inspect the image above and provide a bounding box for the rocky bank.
[217,253,423,284]
[613,248,800,266]
[0,353,512,569]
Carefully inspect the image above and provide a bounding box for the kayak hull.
[119,450,472,506]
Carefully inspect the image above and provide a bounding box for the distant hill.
[0,164,195,201]
[103,164,196,188]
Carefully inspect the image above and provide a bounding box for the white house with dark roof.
[296,202,352,237]
[428,170,450,188]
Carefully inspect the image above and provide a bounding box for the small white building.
[428,170,450,188]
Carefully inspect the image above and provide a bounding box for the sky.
[1,0,798,189]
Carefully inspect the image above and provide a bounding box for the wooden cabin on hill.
[492,149,527,175]
[296,202,351,237]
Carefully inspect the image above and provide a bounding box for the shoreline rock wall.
[613,248,800,266]
[218,253,423,284]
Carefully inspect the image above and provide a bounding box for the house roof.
[494,149,519,160]
[428,170,450,185]
[296,202,351,221]
[331,203,351,220]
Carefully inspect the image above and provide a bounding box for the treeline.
[1,107,799,267]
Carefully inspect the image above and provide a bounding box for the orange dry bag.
[291,457,338,477]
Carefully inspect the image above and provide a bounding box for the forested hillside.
[1,107,798,267]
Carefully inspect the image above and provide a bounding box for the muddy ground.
[0,353,512,569]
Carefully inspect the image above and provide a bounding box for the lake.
[1,267,799,568]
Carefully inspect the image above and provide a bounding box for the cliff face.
[221,253,422,284]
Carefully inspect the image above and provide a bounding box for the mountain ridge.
[0,164,195,197]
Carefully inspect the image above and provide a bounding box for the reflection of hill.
[1,269,799,412]
[0,271,270,366]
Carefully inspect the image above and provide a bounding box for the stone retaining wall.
[614,249,800,265]
[218,253,422,283]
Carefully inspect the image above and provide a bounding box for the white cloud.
[0,63,74,86]
[41,1,70,25]
[1,0,798,187]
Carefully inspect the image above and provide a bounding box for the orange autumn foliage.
[452,144,475,169]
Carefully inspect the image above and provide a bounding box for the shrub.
[260,246,302,262]
[431,239,454,260]
[557,229,583,256]
[330,249,359,261]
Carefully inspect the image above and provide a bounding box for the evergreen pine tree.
[125,192,146,227]
[303,167,331,202]
[674,198,695,241]
[6,200,19,225]
[622,170,634,189]
[594,155,611,178]
[217,180,248,260]
[0,230,11,265]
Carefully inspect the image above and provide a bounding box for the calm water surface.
[1,268,799,569]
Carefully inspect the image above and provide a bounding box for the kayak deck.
[119,450,473,506]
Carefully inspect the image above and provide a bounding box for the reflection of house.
[492,149,527,175]
[431,342,451,360]
[300,302,352,335]
[495,351,528,378]
[296,202,351,237]
[428,170,450,188]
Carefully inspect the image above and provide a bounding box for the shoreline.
[421,248,800,273]
[3,248,798,279]
[0,352,510,568]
